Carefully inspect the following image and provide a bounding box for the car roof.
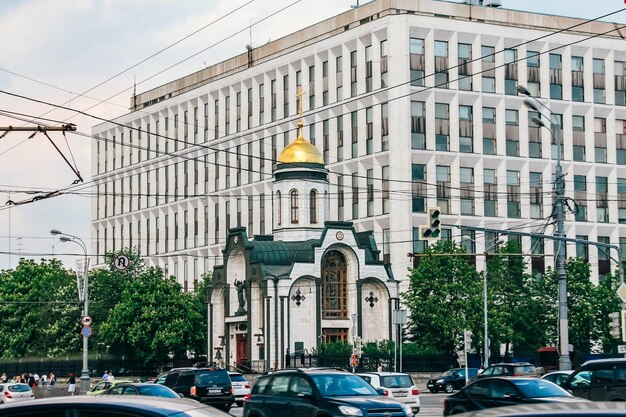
[542,370,574,375]
[0,395,231,414]
[358,372,412,376]
[490,362,534,366]
[581,357,626,366]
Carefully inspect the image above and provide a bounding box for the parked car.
[87,379,134,395]
[155,367,234,411]
[459,401,626,417]
[244,368,414,417]
[100,382,182,398]
[443,376,586,416]
[471,363,538,382]
[0,395,231,417]
[561,358,626,401]
[541,370,573,387]
[0,383,35,404]
[229,372,251,407]
[426,368,480,393]
[357,371,420,414]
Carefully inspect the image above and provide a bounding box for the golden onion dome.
[277,131,324,164]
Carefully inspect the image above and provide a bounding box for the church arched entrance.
[321,250,349,342]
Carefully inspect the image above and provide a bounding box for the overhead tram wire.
[2,8,625,206]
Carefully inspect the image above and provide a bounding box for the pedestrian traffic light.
[351,354,358,366]
[609,312,621,338]
[419,207,441,241]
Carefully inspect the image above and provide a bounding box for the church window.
[310,190,318,224]
[290,189,299,223]
[275,191,281,226]
[322,250,347,318]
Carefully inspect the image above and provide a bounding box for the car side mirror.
[178,393,184,398]
[376,388,386,396]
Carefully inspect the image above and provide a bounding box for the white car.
[228,372,250,407]
[0,383,35,404]
[358,372,420,415]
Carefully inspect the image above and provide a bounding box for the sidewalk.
[34,382,92,399]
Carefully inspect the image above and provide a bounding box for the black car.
[101,382,182,398]
[561,358,626,401]
[0,395,231,417]
[427,368,479,393]
[155,367,234,411]
[243,368,413,417]
[443,376,586,416]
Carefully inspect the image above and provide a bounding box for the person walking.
[40,373,47,388]
[49,372,56,390]
[0,372,7,383]
[102,370,110,381]
[67,373,76,395]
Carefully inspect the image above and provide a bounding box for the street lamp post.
[50,229,91,393]
[516,86,571,371]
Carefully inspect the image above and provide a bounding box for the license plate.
[209,389,221,394]
[427,383,434,387]
[394,393,408,397]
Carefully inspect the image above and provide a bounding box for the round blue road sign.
[81,326,92,338]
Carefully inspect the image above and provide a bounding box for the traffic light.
[351,354,358,366]
[464,329,473,350]
[419,207,441,241]
[609,312,620,339]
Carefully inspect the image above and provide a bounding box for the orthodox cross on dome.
[296,86,305,132]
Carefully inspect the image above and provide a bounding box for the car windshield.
[511,379,570,398]
[311,374,378,397]
[136,384,179,398]
[381,375,413,388]
[230,374,247,382]
[196,370,230,385]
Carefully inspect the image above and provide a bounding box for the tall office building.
[92,0,626,292]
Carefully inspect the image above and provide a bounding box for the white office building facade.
[92,0,626,292]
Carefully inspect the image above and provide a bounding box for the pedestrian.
[20,372,27,384]
[102,370,110,381]
[41,373,47,387]
[108,371,115,381]
[377,362,383,373]
[67,373,76,395]
[0,372,7,383]
[27,372,36,388]
[49,372,56,389]
[33,372,40,387]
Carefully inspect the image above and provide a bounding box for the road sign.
[114,255,130,271]
[81,326,92,338]
[81,315,92,326]
[619,345,626,354]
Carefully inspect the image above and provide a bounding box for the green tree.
[0,259,79,357]
[403,240,482,355]
[99,264,205,367]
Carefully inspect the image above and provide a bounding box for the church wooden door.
[236,334,248,365]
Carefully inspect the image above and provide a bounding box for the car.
[458,401,626,416]
[426,368,480,393]
[357,371,420,414]
[0,395,232,416]
[561,358,626,401]
[87,378,134,395]
[541,370,573,387]
[100,382,183,398]
[443,376,588,416]
[229,372,251,407]
[471,362,539,382]
[155,367,234,411]
[0,383,35,404]
[243,368,414,417]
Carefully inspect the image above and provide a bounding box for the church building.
[209,91,397,372]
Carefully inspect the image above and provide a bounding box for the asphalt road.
[229,392,449,417]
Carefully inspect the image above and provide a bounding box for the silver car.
[0,383,35,404]
[228,372,250,407]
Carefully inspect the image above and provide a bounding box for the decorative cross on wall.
[365,291,378,308]
[291,287,306,306]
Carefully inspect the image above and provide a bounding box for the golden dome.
[277,132,324,164]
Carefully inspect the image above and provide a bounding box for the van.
[561,358,626,401]
[154,367,234,411]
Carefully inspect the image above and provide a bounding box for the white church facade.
[209,107,398,371]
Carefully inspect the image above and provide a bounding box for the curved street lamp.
[51,229,91,393]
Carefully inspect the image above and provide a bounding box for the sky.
[0,0,624,271]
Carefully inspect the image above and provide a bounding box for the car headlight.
[338,405,363,416]
[401,403,413,417]
[436,379,444,384]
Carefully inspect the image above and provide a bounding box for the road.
[229,392,448,417]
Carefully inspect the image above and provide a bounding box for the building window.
[366,169,374,217]
[481,45,496,93]
[275,191,282,226]
[574,175,587,221]
[549,53,562,100]
[504,49,518,95]
[458,43,472,91]
[484,168,497,217]
[409,37,425,87]
[290,189,299,224]
[310,190,318,224]
[412,164,426,213]
[572,115,586,161]
[459,105,473,153]
[434,40,449,88]
[411,101,425,150]
[435,103,449,151]
[571,56,584,102]
[322,250,347,318]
